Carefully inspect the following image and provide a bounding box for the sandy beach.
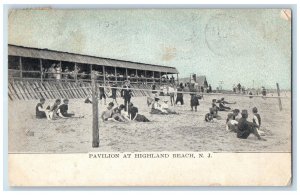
[8,93,291,153]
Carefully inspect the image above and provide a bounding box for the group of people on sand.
[101,102,150,122]
[204,97,266,141]
[35,98,78,120]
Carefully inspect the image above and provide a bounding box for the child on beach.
[35,97,47,119]
[45,99,61,120]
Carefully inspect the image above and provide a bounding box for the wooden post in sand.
[276,83,283,111]
[91,71,99,147]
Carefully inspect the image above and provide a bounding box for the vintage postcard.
[7,8,292,186]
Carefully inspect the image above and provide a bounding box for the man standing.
[111,82,118,105]
[237,110,266,141]
[121,80,133,111]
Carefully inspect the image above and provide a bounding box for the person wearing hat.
[150,97,168,114]
[57,99,75,118]
[237,110,266,140]
[35,97,47,119]
[121,80,133,111]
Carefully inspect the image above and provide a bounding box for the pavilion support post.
[125,68,128,81]
[152,71,155,84]
[90,64,93,81]
[75,62,78,83]
[19,56,23,78]
[115,67,117,83]
[136,69,138,84]
[177,73,179,85]
[159,72,162,85]
[276,83,283,111]
[145,70,147,85]
[91,71,99,148]
[103,66,106,84]
[40,59,43,82]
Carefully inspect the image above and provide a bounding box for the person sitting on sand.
[101,102,118,122]
[150,97,168,114]
[212,99,219,110]
[57,99,75,118]
[128,102,150,122]
[35,97,47,119]
[205,108,214,122]
[218,97,236,111]
[226,113,238,132]
[111,104,130,122]
[226,109,240,123]
[237,110,266,141]
[161,100,178,114]
[45,99,61,120]
[252,107,265,136]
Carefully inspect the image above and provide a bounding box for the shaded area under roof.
[8,44,179,74]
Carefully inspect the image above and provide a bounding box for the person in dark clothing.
[175,83,184,105]
[35,97,47,119]
[218,97,236,111]
[152,84,157,95]
[237,110,266,140]
[111,83,118,105]
[121,80,133,111]
[208,85,212,93]
[128,102,150,122]
[205,108,214,122]
[237,83,241,93]
[190,84,199,111]
[99,84,106,105]
[57,99,75,118]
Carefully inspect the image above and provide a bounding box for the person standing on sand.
[99,83,107,105]
[35,97,47,119]
[121,80,133,111]
[111,82,118,105]
[190,84,199,112]
[168,84,175,106]
[175,83,184,105]
[237,110,266,141]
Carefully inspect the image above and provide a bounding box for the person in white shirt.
[168,84,176,106]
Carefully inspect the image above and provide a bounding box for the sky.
[8,9,291,89]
